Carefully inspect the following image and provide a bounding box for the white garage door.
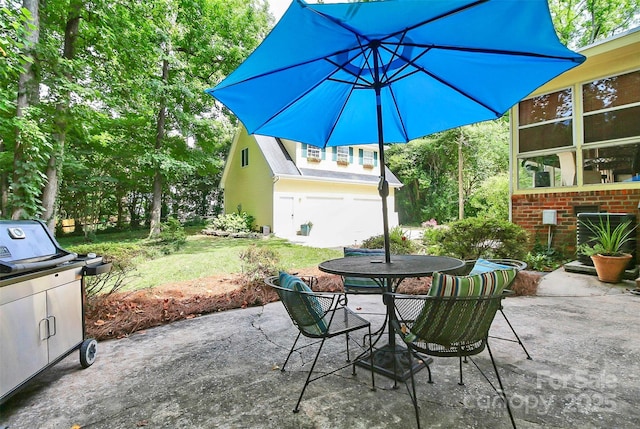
[304,196,384,246]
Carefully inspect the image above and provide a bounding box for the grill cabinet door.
[0,292,48,398]
[46,279,83,361]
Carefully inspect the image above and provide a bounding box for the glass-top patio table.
[318,255,464,382]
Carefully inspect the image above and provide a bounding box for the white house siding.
[273,177,399,247]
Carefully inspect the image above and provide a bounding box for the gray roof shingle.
[253,134,402,187]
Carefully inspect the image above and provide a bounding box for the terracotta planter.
[590,253,632,283]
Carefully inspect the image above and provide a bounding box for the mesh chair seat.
[443,258,532,359]
[265,273,375,413]
[389,283,518,429]
[324,306,372,336]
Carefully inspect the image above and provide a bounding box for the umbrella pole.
[377,130,391,264]
[373,44,391,265]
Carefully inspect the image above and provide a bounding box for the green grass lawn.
[60,231,341,291]
[126,235,341,290]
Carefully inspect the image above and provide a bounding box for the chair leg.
[405,348,421,429]
[368,325,376,391]
[351,326,377,392]
[500,308,532,360]
[282,332,302,372]
[412,351,433,384]
[294,337,327,413]
[486,342,517,429]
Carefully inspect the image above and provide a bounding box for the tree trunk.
[41,0,83,232]
[12,0,40,220]
[149,57,169,238]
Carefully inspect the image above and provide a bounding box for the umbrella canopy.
[207,0,585,262]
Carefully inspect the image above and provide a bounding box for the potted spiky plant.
[577,218,636,283]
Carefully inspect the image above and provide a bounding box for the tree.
[1,4,34,215]
[40,0,83,230]
[387,118,509,225]
[549,0,640,48]
[1,0,270,231]
[11,0,45,220]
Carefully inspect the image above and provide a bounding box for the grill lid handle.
[0,253,78,274]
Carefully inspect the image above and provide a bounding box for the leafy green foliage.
[209,212,254,232]
[387,119,510,225]
[549,0,640,48]
[577,219,636,257]
[524,242,570,272]
[466,173,509,220]
[158,217,187,250]
[423,217,529,260]
[2,0,270,224]
[361,226,417,254]
[67,241,158,296]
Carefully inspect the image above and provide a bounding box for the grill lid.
[0,220,77,274]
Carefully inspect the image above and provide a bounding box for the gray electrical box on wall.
[542,209,557,225]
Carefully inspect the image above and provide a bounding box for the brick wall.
[511,189,640,253]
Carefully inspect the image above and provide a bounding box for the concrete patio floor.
[1,268,639,428]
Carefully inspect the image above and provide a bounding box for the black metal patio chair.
[389,286,518,429]
[265,272,375,413]
[444,258,532,360]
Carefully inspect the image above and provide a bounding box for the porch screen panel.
[518,88,574,154]
[517,88,575,189]
[519,120,573,152]
[518,89,572,125]
[583,70,640,112]
[584,106,640,143]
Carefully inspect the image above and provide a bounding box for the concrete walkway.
[1,269,639,428]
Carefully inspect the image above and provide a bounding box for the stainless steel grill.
[0,220,111,404]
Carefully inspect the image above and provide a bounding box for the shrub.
[159,217,187,249]
[239,244,281,284]
[68,242,155,296]
[524,242,570,272]
[422,217,528,260]
[361,226,416,254]
[209,212,254,233]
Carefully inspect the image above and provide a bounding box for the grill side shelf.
[83,262,112,276]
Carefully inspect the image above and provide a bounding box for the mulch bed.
[85,269,541,341]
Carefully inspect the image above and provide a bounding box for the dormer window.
[337,147,349,165]
[363,150,374,167]
[307,146,321,161]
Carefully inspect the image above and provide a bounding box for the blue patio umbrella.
[207,0,585,262]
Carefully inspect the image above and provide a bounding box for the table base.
[355,344,431,382]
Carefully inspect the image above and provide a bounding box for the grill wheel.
[80,338,98,368]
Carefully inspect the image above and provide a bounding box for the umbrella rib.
[391,42,585,62]
[324,38,376,87]
[378,0,490,44]
[386,84,410,142]
[378,41,504,117]
[324,82,360,147]
[250,68,345,138]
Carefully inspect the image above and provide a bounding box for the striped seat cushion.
[402,269,516,347]
[428,268,517,297]
[279,272,328,335]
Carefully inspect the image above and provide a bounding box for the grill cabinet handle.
[39,318,49,341]
[48,315,56,337]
